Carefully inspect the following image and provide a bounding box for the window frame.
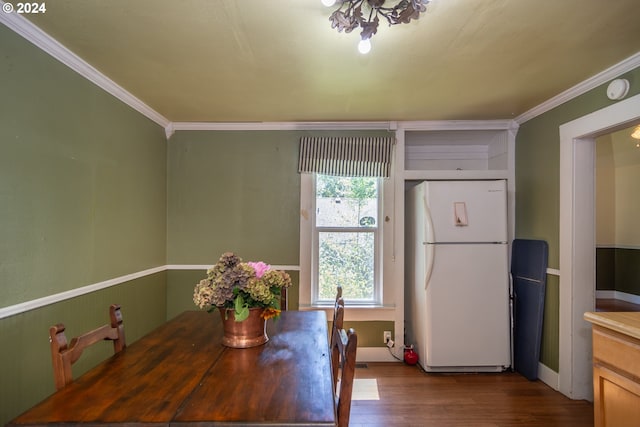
[310,174,383,306]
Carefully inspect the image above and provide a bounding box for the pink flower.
[247,261,270,278]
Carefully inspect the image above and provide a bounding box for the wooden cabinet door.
[593,364,640,427]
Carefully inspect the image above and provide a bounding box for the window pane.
[318,231,374,300]
[316,175,378,228]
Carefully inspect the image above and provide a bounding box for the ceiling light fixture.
[631,125,640,148]
[323,0,431,54]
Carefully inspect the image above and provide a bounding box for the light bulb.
[358,38,371,54]
[321,0,336,7]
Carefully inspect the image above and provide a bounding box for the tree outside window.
[315,174,379,302]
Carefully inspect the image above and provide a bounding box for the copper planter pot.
[219,307,268,348]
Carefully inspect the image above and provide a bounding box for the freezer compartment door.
[424,243,511,369]
[423,180,507,243]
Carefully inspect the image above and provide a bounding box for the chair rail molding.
[0,266,166,320]
[0,264,302,319]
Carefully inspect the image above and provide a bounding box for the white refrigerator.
[405,180,511,372]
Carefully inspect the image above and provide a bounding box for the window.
[297,135,394,310]
[313,174,381,304]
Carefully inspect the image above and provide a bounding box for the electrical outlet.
[383,330,392,343]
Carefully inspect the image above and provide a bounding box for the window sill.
[298,303,396,321]
[306,303,390,310]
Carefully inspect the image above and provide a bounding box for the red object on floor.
[404,345,419,365]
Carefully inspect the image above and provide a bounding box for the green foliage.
[193,253,292,320]
[316,175,377,301]
[319,232,374,300]
[234,293,249,322]
[317,175,376,200]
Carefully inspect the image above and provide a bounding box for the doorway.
[559,93,640,400]
[595,124,640,313]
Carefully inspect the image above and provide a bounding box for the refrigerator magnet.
[454,202,468,226]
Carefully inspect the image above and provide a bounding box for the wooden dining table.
[8,310,336,426]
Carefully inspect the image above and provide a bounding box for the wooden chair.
[330,304,358,427]
[49,304,126,390]
[334,285,343,307]
[331,302,345,384]
[330,286,344,345]
[333,286,343,314]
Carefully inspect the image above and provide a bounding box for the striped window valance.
[298,136,395,178]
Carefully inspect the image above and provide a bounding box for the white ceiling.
[11,0,640,123]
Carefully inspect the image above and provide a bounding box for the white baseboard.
[357,350,564,388]
[596,290,640,305]
[358,349,563,393]
[596,290,616,299]
[536,362,559,390]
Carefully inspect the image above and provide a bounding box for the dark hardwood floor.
[596,298,640,312]
[349,297,639,426]
[350,362,593,427]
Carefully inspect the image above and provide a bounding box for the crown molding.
[164,122,175,139]
[398,119,519,131]
[0,4,170,129]
[169,119,520,134]
[515,51,640,125]
[170,121,394,132]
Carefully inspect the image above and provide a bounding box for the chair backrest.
[49,304,126,390]
[330,310,358,427]
[331,302,345,384]
[280,287,288,311]
[330,286,344,343]
[334,286,343,309]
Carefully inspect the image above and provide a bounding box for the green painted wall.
[165,129,394,345]
[166,130,302,265]
[0,25,167,306]
[0,25,167,424]
[596,248,616,291]
[614,249,640,295]
[341,321,395,348]
[515,66,640,371]
[596,248,640,296]
[166,129,391,265]
[165,130,302,320]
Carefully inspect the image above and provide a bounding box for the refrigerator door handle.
[424,243,435,290]
[422,197,436,290]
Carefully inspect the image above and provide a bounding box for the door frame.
[559,93,640,400]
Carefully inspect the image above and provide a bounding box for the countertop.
[584,311,640,340]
